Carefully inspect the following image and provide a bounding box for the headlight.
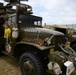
[65,42,70,48]
[50,48,54,53]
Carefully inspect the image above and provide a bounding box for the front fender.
[13,42,55,57]
[14,42,55,51]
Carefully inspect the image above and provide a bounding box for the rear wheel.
[19,52,44,75]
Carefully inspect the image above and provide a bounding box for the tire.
[19,52,44,75]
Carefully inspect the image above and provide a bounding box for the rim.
[23,59,35,75]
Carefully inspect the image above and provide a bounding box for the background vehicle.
[44,25,76,50]
[0,0,76,75]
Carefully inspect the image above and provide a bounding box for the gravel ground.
[0,55,21,75]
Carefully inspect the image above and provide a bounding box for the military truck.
[44,25,76,50]
[0,0,76,75]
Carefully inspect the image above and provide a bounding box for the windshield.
[19,14,42,26]
[8,14,42,27]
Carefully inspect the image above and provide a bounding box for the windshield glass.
[19,14,42,26]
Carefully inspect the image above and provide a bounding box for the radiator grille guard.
[51,35,66,50]
[51,35,66,46]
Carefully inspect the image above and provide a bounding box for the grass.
[0,55,21,75]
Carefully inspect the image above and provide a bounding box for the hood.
[24,27,64,36]
[19,27,65,46]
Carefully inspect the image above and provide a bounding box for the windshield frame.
[18,14,42,26]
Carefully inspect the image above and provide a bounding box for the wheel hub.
[23,60,35,75]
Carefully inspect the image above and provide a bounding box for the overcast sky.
[0,0,76,25]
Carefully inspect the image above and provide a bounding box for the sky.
[0,0,76,25]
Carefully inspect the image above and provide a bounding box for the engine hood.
[19,27,65,46]
[23,27,64,36]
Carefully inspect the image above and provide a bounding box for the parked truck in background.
[44,25,76,51]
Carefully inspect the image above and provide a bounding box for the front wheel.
[19,52,44,75]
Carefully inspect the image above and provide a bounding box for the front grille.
[51,35,66,46]
[55,36,66,45]
[54,35,66,51]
